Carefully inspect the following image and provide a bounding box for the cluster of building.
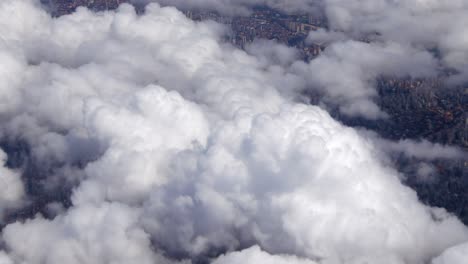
[185,8,325,59]
[376,77,467,146]
[49,0,127,16]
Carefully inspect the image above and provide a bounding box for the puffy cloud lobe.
[76,85,210,204]
[212,246,317,264]
[432,243,468,264]
[0,1,467,264]
[2,203,177,264]
[0,252,14,264]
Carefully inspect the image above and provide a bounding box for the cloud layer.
[0,1,467,264]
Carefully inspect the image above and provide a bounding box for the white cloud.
[432,242,468,264]
[2,203,178,264]
[0,1,466,264]
[212,245,317,264]
[0,251,14,264]
[319,0,468,83]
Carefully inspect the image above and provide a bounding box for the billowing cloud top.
[0,0,467,263]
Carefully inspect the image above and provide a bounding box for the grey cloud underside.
[0,0,468,264]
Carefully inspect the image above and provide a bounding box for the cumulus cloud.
[315,0,468,83]
[2,203,166,264]
[137,104,468,262]
[0,1,467,264]
[292,40,438,118]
